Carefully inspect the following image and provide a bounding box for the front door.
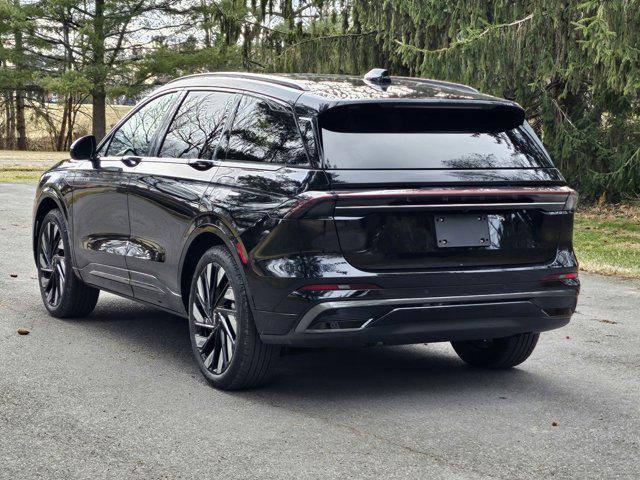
[72,91,180,295]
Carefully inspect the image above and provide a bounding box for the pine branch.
[394,13,534,55]
[276,30,379,58]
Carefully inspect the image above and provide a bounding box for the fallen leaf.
[17,328,30,335]
[599,319,617,325]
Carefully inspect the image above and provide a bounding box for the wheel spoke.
[41,231,51,263]
[39,253,51,271]
[194,321,214,329]
[220,328,229,369]
[56,263,66,285]
[193,288,208,321]
[47,270,57,304]
[219,312,236,344]
[48,223,57,258]
[211,329,223,373]
[200,330,216,358]
[212,280,229,310]
[197,274,209,313]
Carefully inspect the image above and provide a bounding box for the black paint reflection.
[82,235,165,262]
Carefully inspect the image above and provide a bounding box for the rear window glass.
[225,95,309,166]
[320,105,553,170]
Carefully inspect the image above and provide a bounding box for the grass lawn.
[0,154,638,278]
[0,150,68,182]
[574,205,640,278]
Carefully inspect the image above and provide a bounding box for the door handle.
[121,156,142,167]
[187,158,216,171]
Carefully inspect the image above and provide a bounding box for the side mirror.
[70,135,97,160]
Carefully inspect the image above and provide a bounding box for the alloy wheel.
[191,262,238,375]
[38,220,66,307]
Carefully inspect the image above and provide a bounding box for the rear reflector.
[235,241,248,264]
[297,283,380,292]
[541,272,578,283]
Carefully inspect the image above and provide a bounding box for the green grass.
[0,164,51,182]
[574,206,640,278]
[0,151,67,182]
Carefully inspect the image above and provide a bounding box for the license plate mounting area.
[434,214,490,248]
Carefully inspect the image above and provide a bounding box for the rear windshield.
[319,104,554,170]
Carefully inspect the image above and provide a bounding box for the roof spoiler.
[319,101,526,134]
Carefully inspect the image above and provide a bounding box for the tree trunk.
[5,92,16,149]
[91,0,106,141]
[91,88,106,141]
[13,1,27,150]
[56,96,70,151]
[15,91,26,150]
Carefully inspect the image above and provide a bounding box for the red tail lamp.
[541,272,578,283]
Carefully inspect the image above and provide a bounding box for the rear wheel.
[451,332,539,369]
[36,209,99,318]
[188,246,279,390]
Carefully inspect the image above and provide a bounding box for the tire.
[188,245,279,390]
[36,209,99,318]
[451,332,540,369]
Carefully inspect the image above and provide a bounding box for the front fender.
[32,171,74,263]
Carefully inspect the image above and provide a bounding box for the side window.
[159,91,235,159]
[106,92,178,157]
[226,95,309,166]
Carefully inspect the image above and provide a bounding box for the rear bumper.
[258,289,577,347]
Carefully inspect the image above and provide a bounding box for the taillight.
[541,271,579,283]
[274,191,336,219]
[297,283,380,292]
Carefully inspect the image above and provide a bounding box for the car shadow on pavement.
[69,297,565,406]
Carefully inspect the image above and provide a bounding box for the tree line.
[1,0,638,200]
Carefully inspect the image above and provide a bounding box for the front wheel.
[188,246,279,390]
[36,209,99,318]
[451,332,540,369]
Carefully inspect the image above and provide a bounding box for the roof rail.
[165,72,308,91]
[391,76,479,94]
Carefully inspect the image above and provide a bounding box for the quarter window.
[159,91,235,159]
[106,92,178,157]
[226,96,308,166]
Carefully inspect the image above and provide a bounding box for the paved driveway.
[1,183,638,479]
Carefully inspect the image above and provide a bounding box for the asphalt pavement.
[1,182,638,479]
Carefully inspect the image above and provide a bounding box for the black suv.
[33,70,579,390]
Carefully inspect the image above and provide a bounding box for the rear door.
[317,103,573,271]
[72,92,179,294]
[125,89,237,311]
[210,93,315,234]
